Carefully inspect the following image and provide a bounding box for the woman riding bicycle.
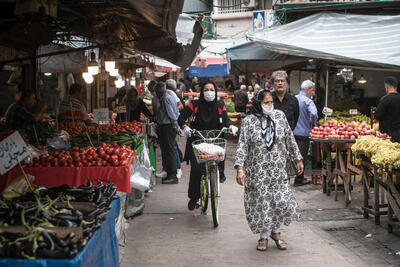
[179,80,238,211]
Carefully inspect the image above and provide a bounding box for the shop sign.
[93,108,110,123]
[0,131,30,175]
[253,11,265,32]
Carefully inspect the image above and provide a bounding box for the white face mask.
[204,91,215,102]
[262,104,274,115]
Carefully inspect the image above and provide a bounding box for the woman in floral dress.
[235,89,304,251]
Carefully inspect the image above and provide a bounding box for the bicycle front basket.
[192,138,227,164]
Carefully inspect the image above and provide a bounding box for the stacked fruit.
[27,143,134,167]
[318,111,370,125]
[60,121,142,137]
[352,136,400,170]
[310,119,389,140]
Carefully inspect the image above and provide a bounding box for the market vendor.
[5,90,47,131]
[58,83,95,125]
[122,86,153,122]
[374,76,400,142]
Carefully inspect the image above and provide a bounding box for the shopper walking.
[374,76,400,142]
[155,82,181,184]
[235,89,303,251]
[179,81,238,210]
[293,80,318,186]
[234,84,249,113]
[271,70,299,131]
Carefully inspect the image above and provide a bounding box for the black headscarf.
[252,89,276,150]
[194,80,220,130]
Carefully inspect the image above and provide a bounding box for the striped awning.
[248,12,400,69]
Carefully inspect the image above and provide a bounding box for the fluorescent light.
[44,73,52,76]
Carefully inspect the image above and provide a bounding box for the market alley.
[120,138,400,267]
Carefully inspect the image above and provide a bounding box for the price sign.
[115,106,126,114]
[349,109,358,115]
[322,107,333,116]
[0,131,30,175]
[93,108,110,123]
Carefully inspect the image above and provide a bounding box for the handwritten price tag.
[322,107,333,116]
[93,108,110,123]
[0,131,30,175]
[115,106,126,114]
[349,109,358,115]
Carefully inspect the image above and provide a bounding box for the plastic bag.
[130,163,152,191]
[46,130,70,150]
[2,174,35,200]
[23,145,48,164]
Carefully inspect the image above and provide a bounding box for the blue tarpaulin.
[0,196,120,267]
[188,64,229,78]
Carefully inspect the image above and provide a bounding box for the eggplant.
[42,230,55,250]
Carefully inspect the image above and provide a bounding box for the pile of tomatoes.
[59,121,142,137]
[28,143,134,168]
[59,123,83,137]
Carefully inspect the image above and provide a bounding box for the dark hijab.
[252,89,276,150]
[194,80,220,130]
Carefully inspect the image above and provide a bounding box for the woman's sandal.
[257,239,268,251]
[270,233,287,250]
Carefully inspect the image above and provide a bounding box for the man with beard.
[271,70,299,131]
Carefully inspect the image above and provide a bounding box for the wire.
[198,0,250,9]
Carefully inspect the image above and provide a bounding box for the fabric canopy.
[247,12,400,70]
[226,41,307,74]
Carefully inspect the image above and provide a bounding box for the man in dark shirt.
[374,76,400,142]
[190,76,200,92]
[225,78,235,92]
[271,70,299,131]
[234,84,249,113]
[5,90,47,131]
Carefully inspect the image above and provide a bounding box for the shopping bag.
[130,163,152,191]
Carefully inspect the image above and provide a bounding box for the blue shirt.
[293,91,318,137]
[157,90,180,130]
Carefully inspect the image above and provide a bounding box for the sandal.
[270,233,287,250]
[257,239,268,251]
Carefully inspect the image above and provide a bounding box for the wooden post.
[32,125,39,145]
[18,161,33,191]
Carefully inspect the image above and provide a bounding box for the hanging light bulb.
[109,68,119,77]
[88,51,99,75]
[358,75,367,84]
[105,61,116,72]
[115,79,125,88]
[84,75,94,84]
[82,72,92,80]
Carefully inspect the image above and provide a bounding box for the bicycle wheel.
[209,165,219,227]
[200,175,208,213]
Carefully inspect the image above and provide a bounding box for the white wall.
[214,17,252,37]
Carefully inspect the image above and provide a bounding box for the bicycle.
[191,127,228,227]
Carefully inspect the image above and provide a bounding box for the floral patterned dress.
[235,111,302,233]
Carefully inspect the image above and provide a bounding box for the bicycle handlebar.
[191,127,229,140]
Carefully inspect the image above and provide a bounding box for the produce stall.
[310,118,388,206]
[0,182,119,265]
[352,136,400,233]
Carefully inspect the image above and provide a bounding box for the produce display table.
[384,169,400,233]
[359,156,388,225]
[312,138,361,206]
[0,196,120,267]
[0,153,136,193]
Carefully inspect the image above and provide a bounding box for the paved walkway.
[120,138,400,267]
